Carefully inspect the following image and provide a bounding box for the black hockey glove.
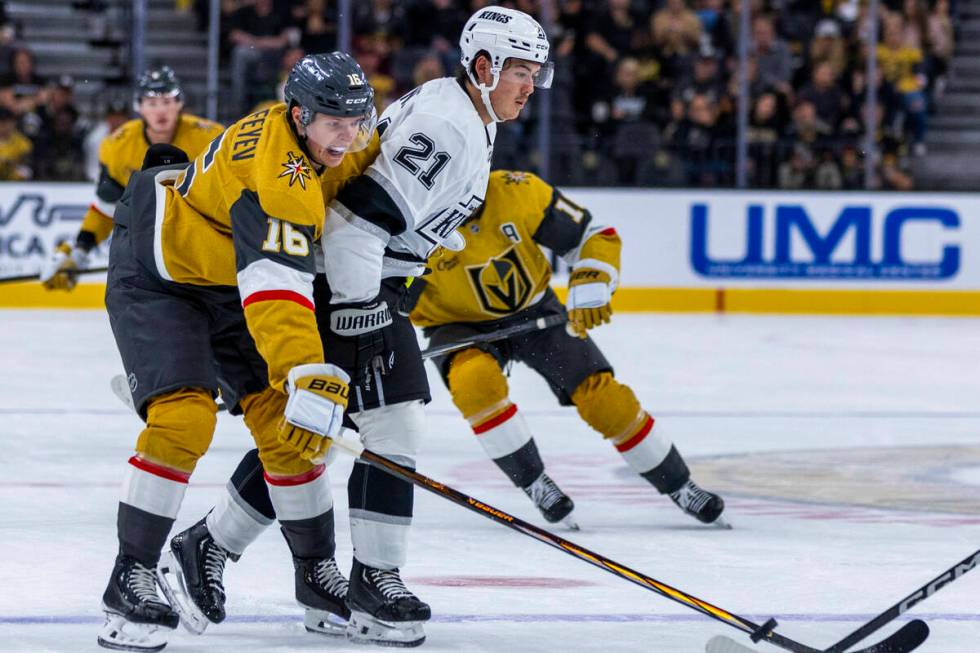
[329,300,395,383]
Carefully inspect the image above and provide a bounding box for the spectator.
[807,19,848,79]
[83,96,129,182]
[651,0,702,77]
[925,0,953,103]
[784,100,834,154]
[778,143,814,189]
[0,105,32,180]
[355,40,396,113]
[838,143,864,189]
[798,61,846,130]
[877,15,929,154]
[672,47,726,121]
[747,91,787,187]
[0,47,46,134]
[751,14,794,98]
[411,53,444,88]
[296,0,337,54]
[695,0,734,57]
[227,0,290,116]
[585,0,651,82]
[667,92,722,186]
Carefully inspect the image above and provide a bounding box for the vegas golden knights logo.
[466,247,532,315]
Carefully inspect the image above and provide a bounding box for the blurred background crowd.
[0,0,963,190]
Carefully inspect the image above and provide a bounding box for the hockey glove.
[280,363,350,462]
[39,242,89,291]
[566,268,613,339]
[329,300,395,382]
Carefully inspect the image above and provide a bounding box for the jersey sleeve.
[323,111,469,303]
[531,185,621,289]
[231,189,323,393]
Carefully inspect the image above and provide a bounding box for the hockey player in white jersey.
[156,6,553,649]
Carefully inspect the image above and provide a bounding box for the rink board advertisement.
[2,182,980,314]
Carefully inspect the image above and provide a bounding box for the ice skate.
[98,554,179,652]
[523,472,579,530]
[294,555,351,636]
[157,518,237,635]
[346,559,430,647]
[669,480,730,529]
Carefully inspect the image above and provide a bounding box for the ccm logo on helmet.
[478,9,512,23]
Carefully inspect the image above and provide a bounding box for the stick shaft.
[825,548,980,653]
[353,447,784,644]
[420,314,565,360]
[0,266,109,284]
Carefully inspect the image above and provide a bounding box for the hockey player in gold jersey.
[408,170,729,529]
[39,66,223,290]
[96,52,378,652]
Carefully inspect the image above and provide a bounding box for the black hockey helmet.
[134,65,183,110]
[284,52,377,152]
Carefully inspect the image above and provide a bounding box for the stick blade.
[850,620,929,653]
[705,635,759,653]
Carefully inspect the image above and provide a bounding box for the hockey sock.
[266,465,336,559]
[119,456,189,565]
[206,449,275,556]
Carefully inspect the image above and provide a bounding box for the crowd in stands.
[0,0,960,190]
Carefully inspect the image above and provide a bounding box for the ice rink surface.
[1,309,978,653]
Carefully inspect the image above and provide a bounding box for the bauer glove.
[39,242,89,291]
[566,268,613,339]
[280,363,350,463]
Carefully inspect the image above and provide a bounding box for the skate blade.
[711,515,733,530]
[303,607,348,637]
[97,611,172,652]
[562,515,581,531]
[346,610,426,648]
[156,550,210,635]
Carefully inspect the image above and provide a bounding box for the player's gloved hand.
[329,300,395,382]
[566,268,613,339]
[280,363,350,463]
[39,242,89,291]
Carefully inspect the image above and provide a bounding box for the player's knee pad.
[135,387,217,473]
[447,348,512,428]
[570,372,647,446]
[240,386,318,477]
[350,399,426,466]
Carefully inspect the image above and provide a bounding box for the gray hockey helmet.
[134,65,182,110]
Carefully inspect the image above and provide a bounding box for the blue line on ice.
[2,613,978,625]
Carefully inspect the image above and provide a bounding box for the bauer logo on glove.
[280,363,351,462]
[566,268,613,338]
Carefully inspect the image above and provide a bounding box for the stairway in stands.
[9,0,223,121]
[913,0,980,190]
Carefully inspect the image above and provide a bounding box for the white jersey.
[322,76,496,303]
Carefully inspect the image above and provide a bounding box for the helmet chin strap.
[467,68,503,123]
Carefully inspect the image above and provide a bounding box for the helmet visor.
[499,60,554,89]
[347,104,378,152]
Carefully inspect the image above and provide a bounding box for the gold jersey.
[78,113,224,248]
[153,103,379,391]
[0,130,32,180]
[410,170,621,327]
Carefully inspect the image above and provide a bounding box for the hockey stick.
[322,434,928,653]
[706,548,978,653]
[109,314,567,413]
[0,266,109,284]
[419,313,566,359]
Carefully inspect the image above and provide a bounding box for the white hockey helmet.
[459,6,552,121]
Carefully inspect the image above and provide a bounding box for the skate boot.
[294,555,351,636]
[157,518,238,635]
[346,559,430,647]
[523,472,579,530]
[98,554,179,652]
[669,480,730,529]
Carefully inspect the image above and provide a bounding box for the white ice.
[1,309,978,653]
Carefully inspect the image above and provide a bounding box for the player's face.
[490,60,540,121]
[302,113,364,167]
[139,96,182,136]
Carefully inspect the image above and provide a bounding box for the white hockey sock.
[470,401,533,459]
[615,417,673,475]
[265,465,334,521]
[206,482,274,557]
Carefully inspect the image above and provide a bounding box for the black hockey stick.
[109,314,568,413]
[323,435,929,653]
[419,313,566,359]
[707,548,978,653]
[0,266,109,284]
